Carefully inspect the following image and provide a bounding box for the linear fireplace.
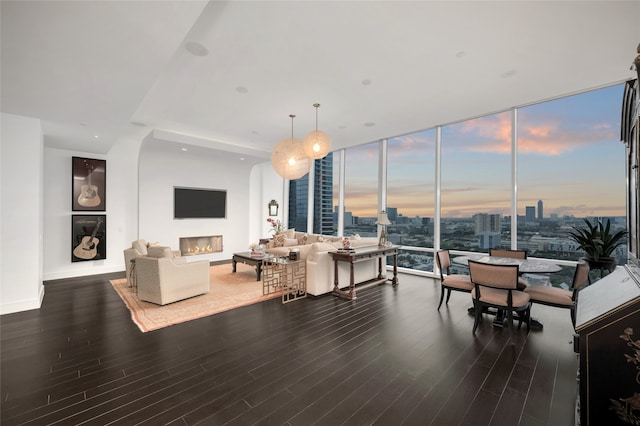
[179,235,223,256]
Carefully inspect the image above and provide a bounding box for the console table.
[329,245,399,300]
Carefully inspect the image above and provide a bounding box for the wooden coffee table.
[232,251,266,281]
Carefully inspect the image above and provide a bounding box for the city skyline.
[336,84,626,219]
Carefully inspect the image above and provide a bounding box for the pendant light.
[271,114,310,180]
[303,103,331,159]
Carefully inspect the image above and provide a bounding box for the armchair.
[135,246,210,305]
[123,239,181,287]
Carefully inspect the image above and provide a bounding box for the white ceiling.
[2,1,639,159]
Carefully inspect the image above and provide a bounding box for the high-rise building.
[538,200,543,220]
[387,207,398,222]
[526,206,536,222]
[288,153,334,235]
[313,153,334,234]
[473,213,501,233]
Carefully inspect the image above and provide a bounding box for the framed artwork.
[72,215,106,262]
[72,156,106,211]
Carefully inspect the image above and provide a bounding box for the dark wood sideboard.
[574,266,640,426]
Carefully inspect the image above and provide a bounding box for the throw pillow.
[132,239,148,255]
[285,228,296,239]
[273,233,287,247]
[297,234,308,245]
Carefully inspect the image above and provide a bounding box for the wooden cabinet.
[574,266,640,425]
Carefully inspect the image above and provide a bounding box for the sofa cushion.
[284,238,299,247]
[284,228,295,239]
[308,242,338,262]
[297,244,313,260]
[147,246,173,258]
[132,239,148,255]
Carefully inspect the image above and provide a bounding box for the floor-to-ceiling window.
[343,142,379,237]
[301,83,627,277]
[441,111,513,253]
[517,84,626,285]
[387,130,435,270]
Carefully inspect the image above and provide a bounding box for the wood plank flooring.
[1,270,578,425]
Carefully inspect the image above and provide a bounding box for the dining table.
[452,253,563,329]
[452,254,563,274]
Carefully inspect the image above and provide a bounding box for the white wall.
[42,136,141,280]
[138,141,267,261]
[2,113,279,313]
[1,113,44,314]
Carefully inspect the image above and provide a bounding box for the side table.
[262,257,307,304]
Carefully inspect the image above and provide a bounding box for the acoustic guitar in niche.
[73,217,103,260]
[78,161,101,207]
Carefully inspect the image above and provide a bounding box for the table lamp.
[376,211,392,247]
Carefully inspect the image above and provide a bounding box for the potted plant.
[568,218,627,274]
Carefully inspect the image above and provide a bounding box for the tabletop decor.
[267,217,285,234]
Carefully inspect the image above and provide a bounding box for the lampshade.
[376,211,391,226]
[271,115,311,180]
[303,103,331,159]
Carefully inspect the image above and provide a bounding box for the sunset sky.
[339,83,626,219]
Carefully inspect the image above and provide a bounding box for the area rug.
[110,262,280,332]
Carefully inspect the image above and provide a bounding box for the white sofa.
[266,231,382,296]
[135,246,210,305]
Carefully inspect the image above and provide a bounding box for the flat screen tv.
[174,187,226,219]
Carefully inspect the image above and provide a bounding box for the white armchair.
[123,239,181,287]
[135,246,210,305]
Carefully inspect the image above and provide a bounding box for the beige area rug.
[110,262,280,332]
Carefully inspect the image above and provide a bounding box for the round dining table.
[452,254,563,330]
[452,254,563,274]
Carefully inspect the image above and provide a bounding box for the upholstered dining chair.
[524,259,590,328]
[435,249,474,310]
[468,260,531,344]
[489,248,529,289]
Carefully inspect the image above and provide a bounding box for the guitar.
[73,218,102,260]
[77,162,101,207]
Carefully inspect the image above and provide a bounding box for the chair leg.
[445,288,452,304]
[570,307,576,328]
[438,287,446,310]
[472,300,482,334]
[506,309,515,344]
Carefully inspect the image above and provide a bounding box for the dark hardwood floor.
[1,270,578,425]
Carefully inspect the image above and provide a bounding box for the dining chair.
[489,248,529,289]
[435,249,474,310]
[468,259,531,344]
[524,259,590,328]
[488,248,528,259]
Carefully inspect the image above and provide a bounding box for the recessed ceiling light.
[252,130,259,134]
[181,148,188,152]
[362,79,372,86]
[184,41,208,57]
[364,122,376,127]
[93,135,99,139]
[130,121,147,127]
[456,51,466,58]
[240,157,245,161]
[339,125,347,130]
[501,69,517,78]
[236,86,249,94]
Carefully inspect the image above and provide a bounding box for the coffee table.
[232,251,266,281]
